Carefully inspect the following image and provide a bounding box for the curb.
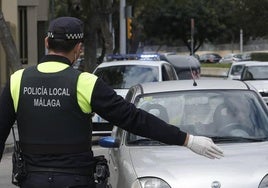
[201,67,228,78]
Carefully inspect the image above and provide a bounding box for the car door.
[107,127,124,187]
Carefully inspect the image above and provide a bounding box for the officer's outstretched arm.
[184,134,224,159]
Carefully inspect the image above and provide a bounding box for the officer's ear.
[45,37,49,49]
[74,42,82,55]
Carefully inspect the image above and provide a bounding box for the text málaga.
[34,97,61,107]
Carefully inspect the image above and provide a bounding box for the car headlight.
[259,174,268,188]
[131,177,171,188]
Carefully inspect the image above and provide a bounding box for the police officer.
[0,17,224,188]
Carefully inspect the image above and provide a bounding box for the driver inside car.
[214,98,253,136]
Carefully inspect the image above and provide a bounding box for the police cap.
[47,17,83,41]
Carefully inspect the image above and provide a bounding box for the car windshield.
[127,90,268,145]
[230,65,244,75]
[94,65,159,89]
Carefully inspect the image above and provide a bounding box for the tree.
[54,0,114,72]
[80,0,114,71]
[132,0,268,53]
[0,10,22,72]
[53,0,268,62]
[234,0,268,41]
[134,0,238,53]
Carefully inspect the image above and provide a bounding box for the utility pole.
[190,18,194,55]
[239,0,243,53]
[119,0,126,54]
[126,6,132,53]
[240,29,243,53]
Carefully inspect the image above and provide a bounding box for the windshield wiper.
[211,136,268,143]
[128,138,165,146]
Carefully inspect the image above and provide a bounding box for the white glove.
[186,135,224,159]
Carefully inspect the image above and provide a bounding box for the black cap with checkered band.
[47,17,83,41]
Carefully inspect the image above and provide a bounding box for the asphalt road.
[0,153,17,188]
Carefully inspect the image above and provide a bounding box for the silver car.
[219,53,243,64]
[100,80,268,188]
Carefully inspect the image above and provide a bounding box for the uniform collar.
[39,55,72,66]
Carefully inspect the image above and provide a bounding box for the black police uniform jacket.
[17,66,91,155]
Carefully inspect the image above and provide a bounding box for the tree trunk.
[95,0,113,63]
[0,10,22,72]
[97,6,113,54]
[81,0,98,73]
[84,16,97,73]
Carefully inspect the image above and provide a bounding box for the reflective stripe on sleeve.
[77,72,98,113]
[10,69,25,112]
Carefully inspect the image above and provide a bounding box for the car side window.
[162,64,177,81]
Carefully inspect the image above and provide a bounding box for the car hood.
[245,80,268,92]
[228,75,241,80]
[128,142,268,187]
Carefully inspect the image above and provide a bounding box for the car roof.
[163,54,200,68]
[242,61,268,66]
[230,60,260,66]
[136,80,251,94]
[95,60,169,68]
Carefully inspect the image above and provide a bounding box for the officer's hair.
[47,38,81,53]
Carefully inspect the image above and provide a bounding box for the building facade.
[0,0,49,90]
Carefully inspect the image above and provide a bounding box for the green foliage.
[52,0,268,61]
[135,0,239,49]
[251,52,268,61]
[133,0,268,53]
[236,0,268,39]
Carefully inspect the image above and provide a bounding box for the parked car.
[92,56,179,135]
[100,79,268,188]
[226,61,259,80]
[241,52,253,61]
[240,61,268,104]
[219,53,243,64]
[160,54,201,79]
[199,53,222,63]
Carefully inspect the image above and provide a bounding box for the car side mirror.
[99,136,120,148]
